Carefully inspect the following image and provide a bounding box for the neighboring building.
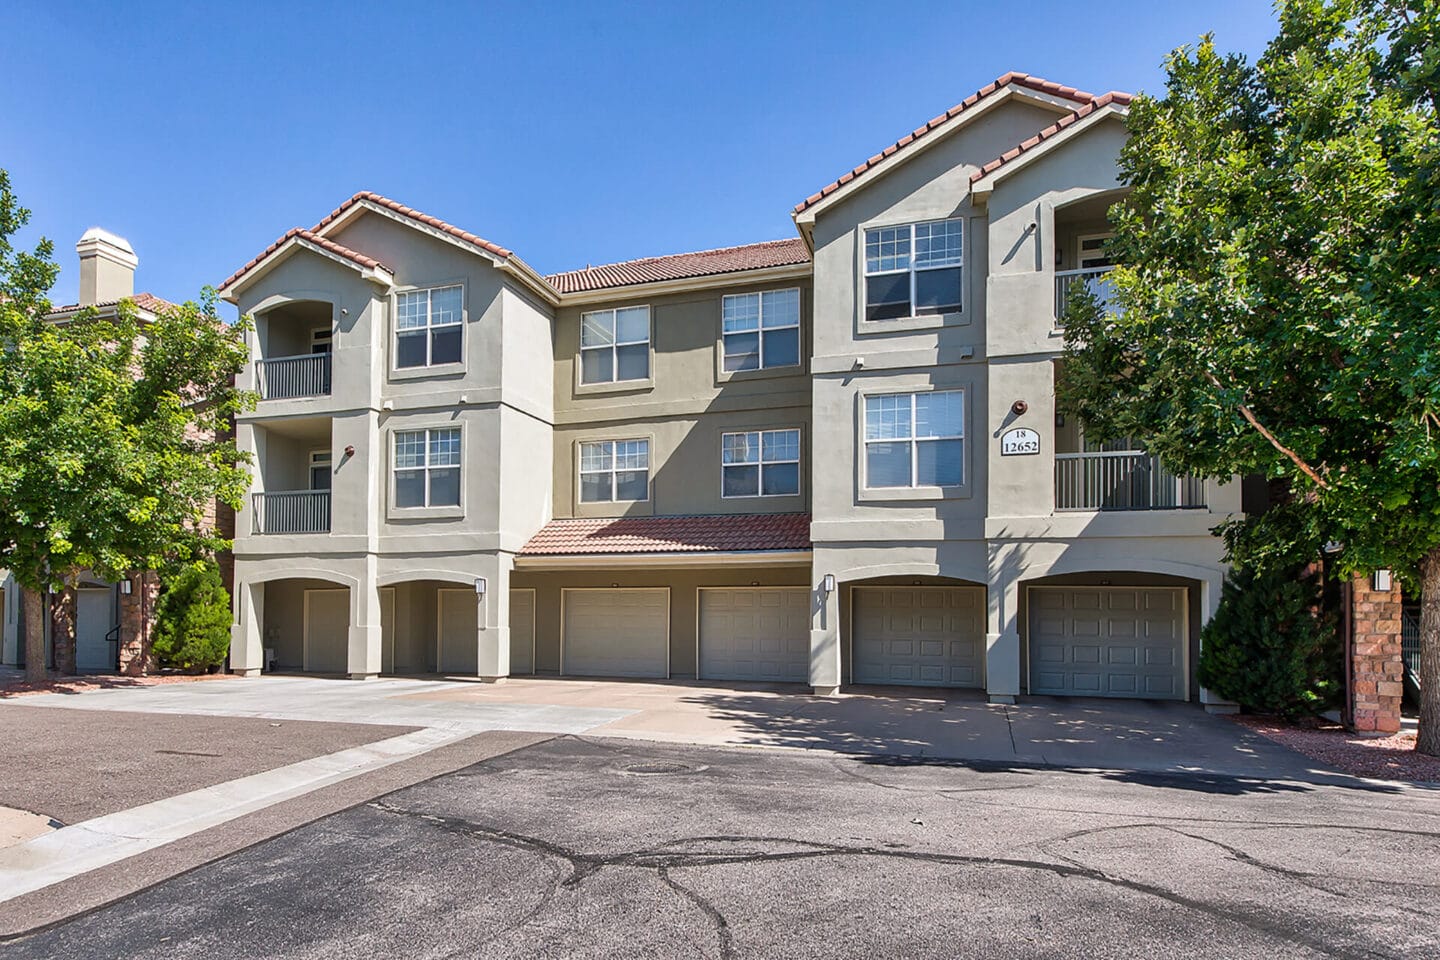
[219,72,1242,708]
[0,229,185,675]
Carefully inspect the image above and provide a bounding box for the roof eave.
[513,549,813,569]
[219,236,394,304]
[555,261,813,306]
[970,103,1130,202]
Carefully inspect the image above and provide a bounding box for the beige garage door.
[1028,587,1187,700]
[304,588,349,673]
[563,588,668,678]
[438,588,478,675]
[510,589,535,675]
[852,587,985,687]
[699,588,810,683]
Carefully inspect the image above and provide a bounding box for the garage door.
[852,587,985,687]
[438,588,478,674]
[76,588,114,671]
[510,589,535,675]
[304,588,349,673]
[1028,587,1187,700]
[563,589,668,678]
[699,588,809,683]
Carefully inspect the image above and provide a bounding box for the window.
[722,429,801,498]
[580,306,649,383]
[863,219,963,321]
[395,285,463,368]
[1077,233,1115,269]
[579,438,650,502]
[308,450,331,491]
[722,289,800,371]
[310,327,332,354]
[864,390,964,488]
[393,428,461,508]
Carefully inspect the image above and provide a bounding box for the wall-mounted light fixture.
[473,577,487,598]
[1372,569,1392,592]
[120,579,133,595]
[1011,400,1028,416]
[344,444,356,457]
[822,574,836,594]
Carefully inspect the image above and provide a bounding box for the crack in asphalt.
[365,801,1392,959]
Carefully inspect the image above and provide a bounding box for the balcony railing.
[257,353,331,401]
[1054,266,1115,321]
[252,490,331,534]
[1055,451,1206,512]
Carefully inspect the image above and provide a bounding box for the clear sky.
[3,1,1280,311]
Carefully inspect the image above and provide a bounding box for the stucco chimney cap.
[76,227,138,267]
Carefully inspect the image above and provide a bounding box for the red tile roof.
[970,91,1133,186]
[314,191,513,259]
[546,238,811,295]
[218,228,385,293]
[520,513,812,556]
[793,72,1102,216]
[47,291,178,316]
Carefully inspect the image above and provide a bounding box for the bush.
[153,561,231,673]
[1197,564,1341,719]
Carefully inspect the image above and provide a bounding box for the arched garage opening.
[841,575,987,689]
[260,577,350,674]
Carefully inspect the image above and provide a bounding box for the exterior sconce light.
[1011,400,1028,416]
[120,579,133,595]
[474,577,487,598]
[822,574,836,594]
[1372,569,1392,592]
[344,444,356,457]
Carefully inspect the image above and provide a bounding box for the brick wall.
[119,571,160,676]
[1350,573,1404,735]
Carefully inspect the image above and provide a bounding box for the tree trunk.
[52,582,77,675]
[1417,548,1440,756]
[22,588,46,682]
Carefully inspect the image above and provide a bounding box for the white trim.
[720,427,803,500]
[579,305,652,386]
[509,587,538,676]
[392,283,465,372]
[391,425,464,511]
[694,585,810,683]
[514,550,812,570]
[577,437,651,505]
[862,388,966,491]
[862,219,963,322]
[302,587,347,673]
[559,586,671,679]
[720,287,802,372]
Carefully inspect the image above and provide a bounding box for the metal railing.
[256,353,331,400]
[1055,451,1206,511]
[1403,605,1422,698]
[1055,266,1115,321]
[252,490,331,534]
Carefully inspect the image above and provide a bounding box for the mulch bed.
[1233,714,1440,785]
[0,672,237,699]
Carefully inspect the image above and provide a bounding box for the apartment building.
[221,72,1240,707]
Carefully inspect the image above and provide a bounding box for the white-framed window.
[864,390,964,488]
[310,327,332,354]
[308,450,332,491]
[395,285,463,368]
[722,428,801,498]
[393,427,461,508]
[1077,233,1115,269]
[580,306,650,383]
[579,438,650,502]
[722,289,801,371]
[863,219,963,321]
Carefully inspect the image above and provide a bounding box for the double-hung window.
[395,285,463,368]
[579,438,650,502]
[722,429,801,498]
[864,390,964,488]
[580,306,650,383]
[863,219,963,321]
[393,428,461,508]
[722,289,800,371]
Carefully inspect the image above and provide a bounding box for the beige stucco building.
[220,72,1241,708]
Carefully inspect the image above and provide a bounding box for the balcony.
[1054,266,1114,322]
[252,490,331,534]
[1055,451,1205,512]
[257,353,331,401]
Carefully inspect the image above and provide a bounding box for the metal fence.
[1054,266,1115,321]
[1055,451,1207,512]
[252,490,331,534]
[1403,605,1422,698]
[257,353,332,400]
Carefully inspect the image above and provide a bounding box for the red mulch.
[0,672,237,699]
[1233,714,1440,784]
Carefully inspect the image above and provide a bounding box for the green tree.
[152,561,232,672]
[1059,1,1440,752]
[0,171,254,680]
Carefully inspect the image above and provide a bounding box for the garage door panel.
[510,590,535,675]
[564,589,668,679]
[852,587,985,689]
[699,588,809,683]
[1028,587,1186,700]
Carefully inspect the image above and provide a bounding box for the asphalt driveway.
[6,735,1436,959]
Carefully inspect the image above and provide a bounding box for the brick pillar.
[118,571,160,676]
[1350,573,1404,735]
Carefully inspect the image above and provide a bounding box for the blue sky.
[3,1,1279,311]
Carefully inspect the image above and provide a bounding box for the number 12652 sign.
[1000,427,1041,456]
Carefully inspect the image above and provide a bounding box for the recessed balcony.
[1054,266,1114,321]
[257,353,332,400]
[1055,450,1206,512]
[252,490,331,534]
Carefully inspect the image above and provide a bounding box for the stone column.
[118,571,160,676]
[1350,573,1404,735]
[985,569,1020,705]
[230,578,265,676]
[809,576,841,696]
[347,559,383,680]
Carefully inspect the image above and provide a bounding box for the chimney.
[76,227,138,306]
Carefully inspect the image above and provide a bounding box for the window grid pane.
[914,220,963,268]
[865,225,911,274]
[723,429,800,497]
[722,294,760,333]
[396,291,428,330]
[429,286,463,326]
[580,438,648,501]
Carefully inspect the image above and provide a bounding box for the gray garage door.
[1028,587,1187,700]
[438,588,478,675]
[852,586,985,687]
[563,589,669,678]
[304,588,349,673]
[698,587,810,683]
[76,587,114,672]
[510,589,535,675]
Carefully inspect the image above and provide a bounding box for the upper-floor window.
[722,428,801,498]
[722,289,800,371]
[864,390,964,488]
[863,219,962,321]
[393,427,461,508]
[580,438,650,502]
[396,285,463,368]
[581,306,650,383]
[308,450,332,491]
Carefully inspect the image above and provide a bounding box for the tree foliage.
[152,561,232,673]
[1058,1,1440,750]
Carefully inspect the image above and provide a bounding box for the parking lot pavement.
[6,735,1437,959]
